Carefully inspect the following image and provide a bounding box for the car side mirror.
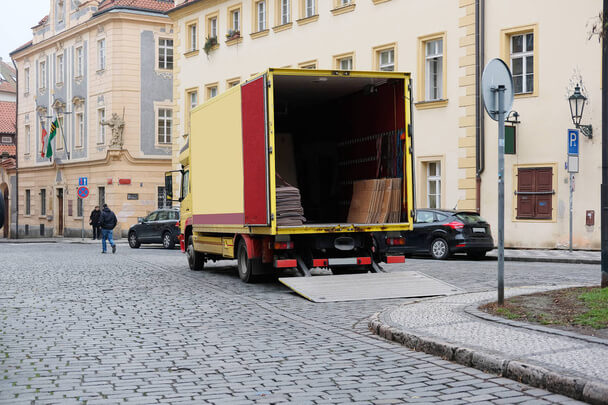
[138,217,144,223]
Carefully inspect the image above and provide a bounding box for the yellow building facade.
[169,0,603,250]
[11,0,175,238]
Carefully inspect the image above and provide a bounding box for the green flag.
[46,119,58,159]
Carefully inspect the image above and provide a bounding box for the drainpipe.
[11,58,18,239]
[475,0,485,214]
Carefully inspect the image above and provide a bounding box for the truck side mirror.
[165,172,173,201]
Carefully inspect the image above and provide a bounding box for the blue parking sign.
[568,129,579,155]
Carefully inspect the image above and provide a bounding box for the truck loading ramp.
[279,271,462,303]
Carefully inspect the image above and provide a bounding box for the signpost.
[77,184,89,240]
[482,59,514,306]
[568,129,580,252]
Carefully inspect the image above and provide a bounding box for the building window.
[40,189,46,216]
[25,125,31,154]
[334,53,354,70]
[426,161,441,209]
[158,108,172,144]
[425,39,443,100]
[76,112,84,148]
[25,190,31,216]
[98,108,105,144]
[378,48,395,71]
[158,186,169,209]
[187,22,198,51]
[229,5,241,32]
[516,167,553,220]
[24,68,30,93]
[511,32,534,94]
[185,89,198,133]
[303,0,315,17]
[298,60,317,69]
[280,0,290,24]
[159,38,173,69]
[206,84,218,99]
[76,47,83,77]
[98,186,105,207]
[56,54,64,84]
[77,197,83,217]
[207,14,218,39]
[98,39,106,70]
[227,77,240,88]
[255,1,267,31]
[39,60,47,89]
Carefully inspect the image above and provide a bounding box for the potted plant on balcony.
[225,30,241,41]
[203,36,218,55]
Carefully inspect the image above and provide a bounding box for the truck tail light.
[386,237,406,246]
[175,221,180,227]
[446,221,464,230]
[273,241,294,250]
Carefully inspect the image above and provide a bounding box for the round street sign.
[77,186,89,199]
[481,58,514,121]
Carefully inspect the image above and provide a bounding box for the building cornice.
[11,10,171,61]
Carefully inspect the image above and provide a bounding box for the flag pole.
[57,114,70,160]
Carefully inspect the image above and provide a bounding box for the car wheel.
[467,251,487,260]
[237,240,260,283]
[128,231,140,249]
[162,231,175,249]
[430,238,450,260]
[187,236,205,271]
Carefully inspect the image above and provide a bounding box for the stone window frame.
[333,51,355,70]
[205,82,219,100]
[500,24,539,99]
[155,102,174,146]
[298,59,318,69]
[416,32,448,110]
[372,42,397,72]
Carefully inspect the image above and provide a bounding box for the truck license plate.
[473,227,486,233]
[328,258,357,266]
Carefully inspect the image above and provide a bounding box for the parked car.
[128,208,180,249]
[392,209,494,260]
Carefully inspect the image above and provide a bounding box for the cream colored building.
[169,0,602,249]
[11,0,175,238]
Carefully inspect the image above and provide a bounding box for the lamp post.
[568,84,593,138]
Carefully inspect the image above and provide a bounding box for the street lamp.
[568,84,593,138]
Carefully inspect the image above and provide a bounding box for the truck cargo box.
[187,68,414,235]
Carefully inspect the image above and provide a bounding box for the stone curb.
[501,256,600,265]
[368,311,608,405]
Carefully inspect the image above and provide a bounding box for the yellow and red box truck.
[167,68,415,282]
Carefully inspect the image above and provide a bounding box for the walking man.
[99,204,118,254]
[89,206,101,240]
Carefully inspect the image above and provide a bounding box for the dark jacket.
[89,209,101,226]
[100,207,117,230]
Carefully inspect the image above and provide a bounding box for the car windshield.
[456,213,486,224]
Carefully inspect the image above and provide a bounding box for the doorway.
[2,185,8,238]
[57,188,64,236]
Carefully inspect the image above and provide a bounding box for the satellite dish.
[481,58,514,121]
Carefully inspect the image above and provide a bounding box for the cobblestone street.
[0,243,599,404]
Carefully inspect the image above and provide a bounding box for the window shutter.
[517,168,535,218]
[535,167,552,219]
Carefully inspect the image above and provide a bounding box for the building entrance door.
[57,188,64,236]
[2,186,8,238]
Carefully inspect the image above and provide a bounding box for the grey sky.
[0,0,51,62]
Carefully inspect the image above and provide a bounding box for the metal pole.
[602,0,608,288]
[81,196,84,241]
[569,174,573,252]
[497,85,505,305]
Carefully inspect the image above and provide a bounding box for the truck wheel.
[237,240,258,283]
[187,236,205,270]
[162,232,175,249]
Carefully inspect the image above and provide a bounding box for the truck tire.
[237,240,258,283]
[187,236,205,270]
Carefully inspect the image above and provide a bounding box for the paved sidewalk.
[0,237,128,244]
[487,249,600,264]
[369,285,608,404]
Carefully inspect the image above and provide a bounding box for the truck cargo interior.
[272,73,409,227]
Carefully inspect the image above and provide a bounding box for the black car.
[399,209,494,260]
[128,209,180,249]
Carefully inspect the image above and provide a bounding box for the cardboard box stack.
[276,174,306,226]
[347,178,402,224]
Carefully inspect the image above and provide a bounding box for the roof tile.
[97,0,174,13]
[0,102,16,134]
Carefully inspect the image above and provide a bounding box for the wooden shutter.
[517,168,535,218]
[535,167,553,219]
[516,167,553,219]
